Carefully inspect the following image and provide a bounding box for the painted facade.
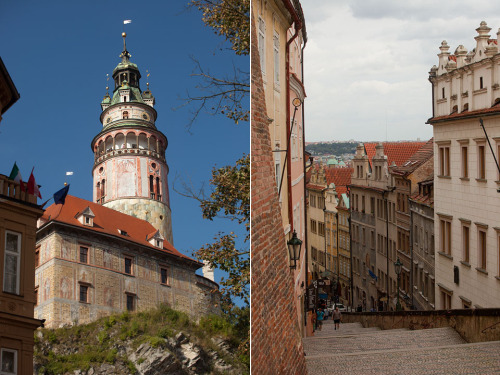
[428,21,500,308]
[34,35,219,328]
[35,197,218,328]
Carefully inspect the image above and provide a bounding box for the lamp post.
[287,230,302,269]
[394,257,402,311]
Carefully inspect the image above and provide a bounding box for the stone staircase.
[304,321,500,374]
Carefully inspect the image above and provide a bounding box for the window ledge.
[495,276,500,281]
[437,175,452,179]
[475,267,488,275]
[79,301,90,305]
[438,251,453,260]
[460,177,470,181]
[460,261,471,268]
[475,178,487,183]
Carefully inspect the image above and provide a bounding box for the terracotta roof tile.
[428,105,500,123]
[364,142,426,168]
[41,195,197,264]
[392,138,433,175]
[325,167,352,190]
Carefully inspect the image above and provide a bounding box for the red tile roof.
[428,105,500,124]
[325,167,352,197]
[364,142,426,169]
[306,183,325,191]
[391,138,433,176]
[41,195,198,264]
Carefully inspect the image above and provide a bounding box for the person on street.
[316,308,324,331]
[332,306,342,330]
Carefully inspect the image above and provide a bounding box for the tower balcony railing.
[0,174,38,204]
[94,147,165,165]
[149,192,162,201]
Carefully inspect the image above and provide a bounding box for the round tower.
[91,33,173,244]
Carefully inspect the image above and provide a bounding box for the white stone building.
[428,21,500,309]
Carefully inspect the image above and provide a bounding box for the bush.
[199,315,232,336]
[157,327,174,338]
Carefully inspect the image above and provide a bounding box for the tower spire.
[120,32,131,62]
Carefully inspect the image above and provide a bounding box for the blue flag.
[53,185,70,205]
[368,269,378,280]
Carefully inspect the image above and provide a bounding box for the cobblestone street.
[304,321,500,374]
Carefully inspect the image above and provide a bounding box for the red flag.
[27,168,42,199]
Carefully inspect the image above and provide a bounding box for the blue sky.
[0,0,249,303]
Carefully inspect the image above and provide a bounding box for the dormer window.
[147,230,164,248]
[77,207,95,227]
[118,229,128,236]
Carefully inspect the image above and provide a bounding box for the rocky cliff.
[33,305,247,375]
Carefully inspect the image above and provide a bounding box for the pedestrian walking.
[332,306,342,330]
[316,308,324,331]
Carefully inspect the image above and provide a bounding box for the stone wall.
[342,309,500,343]
[250,10,308,375]
[35,230,218,328]
[104,198,173,245]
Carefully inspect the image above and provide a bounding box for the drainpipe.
[409,195,414,309]
[283,0,302,233]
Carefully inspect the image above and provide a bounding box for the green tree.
[183,0,250,364]
[183,0,250,128]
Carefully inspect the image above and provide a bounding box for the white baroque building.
[428,21,500,309]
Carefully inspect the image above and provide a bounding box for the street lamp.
[394,257,402,311]
[287,230,302,269]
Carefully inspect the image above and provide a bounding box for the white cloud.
[301,0,500,141]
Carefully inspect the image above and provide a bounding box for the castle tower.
[91,32,173,244]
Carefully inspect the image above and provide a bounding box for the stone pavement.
[304,321,500,374]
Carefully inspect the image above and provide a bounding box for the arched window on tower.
[156,177,161,200]
[101,179,106,203]
[96,182,101,203]
[123,111,129,119]
[149,175,155,199]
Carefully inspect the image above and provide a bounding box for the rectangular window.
[318,222,325,237]
[124,257,133,275]
[478,144,486,179]
[478,229,487,270]
[79,285,88,303]
[480,76,484,89]
[126,294,135,311]
[441,289,452,309]
[35,247,40,267]
[34,287,38,306]
[461,146,468,178]
[273,32,279,84]
[439,145,450,177]
[439,219,452,255]
[3,231,21,295]
[258,17,266,74]
[310,219,317,234]
[462,225,470,263]
[79,246,88,264]
[0,348,17,375]
[370,197,375,214]
[160,268,168,284]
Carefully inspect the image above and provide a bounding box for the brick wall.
[250,10,308,375]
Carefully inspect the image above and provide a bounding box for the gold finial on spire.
[146,70,151,90]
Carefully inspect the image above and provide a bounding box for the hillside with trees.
[306,142,357,156]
